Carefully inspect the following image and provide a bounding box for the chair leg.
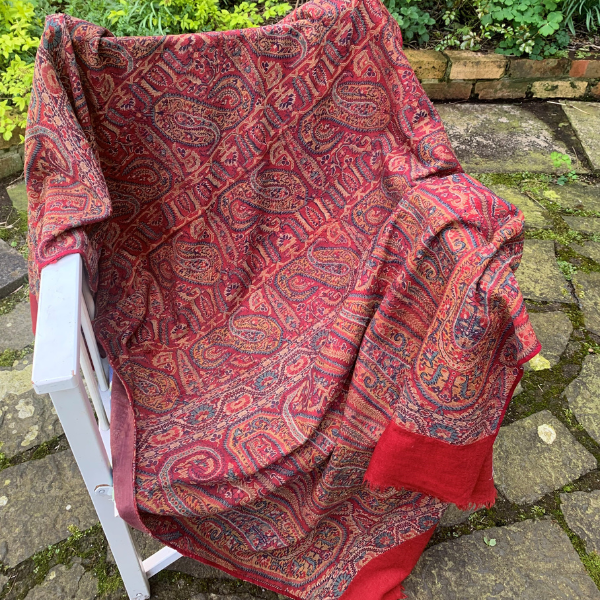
[50,379,151,600]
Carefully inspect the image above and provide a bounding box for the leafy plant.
[0,0,40,140]
[384,0,436,45]
[62,0,118,30]
[65,0,291,36]
[531,505,546,517]
[551,152,579,185]
[562,0,600,33]
[436,0,571,58]
[557,259,577,280]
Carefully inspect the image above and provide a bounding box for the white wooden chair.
[31,253,184,600]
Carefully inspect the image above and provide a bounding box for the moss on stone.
[474,172,531,187]
[0,435,69,473]
[0,286,29,317]
[0,345,34,368]
[0,451,8,471]
[564,303,587,330]
[582,552,600,590]
[552,499,600,589]
[0,210,27,243]
[29,437,63,462]
[0,524,112,599]
[472,172,600,250]
[0,209,29,261]
[557,244,600,277]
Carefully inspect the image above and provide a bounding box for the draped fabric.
[26,0,540,597]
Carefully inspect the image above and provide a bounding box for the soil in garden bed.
[404,30,600,60]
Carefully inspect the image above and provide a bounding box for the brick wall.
[404,49,600,101]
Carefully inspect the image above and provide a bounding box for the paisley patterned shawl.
[25,0,540,597]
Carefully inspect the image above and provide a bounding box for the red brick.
[404,49,447,80]
[509,58,569,78]
[475,80,529,100]
[444,51,507,80]
[570,60,600,78]
[421,80,473,101]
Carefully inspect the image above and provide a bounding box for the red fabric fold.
[340,527,435,600]
[365,349,539,509]
[29,292,38,336]
[365,420,497,509]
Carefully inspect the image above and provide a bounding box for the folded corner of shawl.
[364,418,497,510]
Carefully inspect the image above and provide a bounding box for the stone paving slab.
[0,450,98,567]
[516,239,574,304]
[402,519,600,599]
[562,102,600,171]
[0,301,34,352]
[439,504,475,527]
[493,410,596,505]
[435,104,580,173]
[0,386,61,458]
[6,181,27,213]
[24,559,97,600]
[571,241,600,263]
[527,311,572,367]
[0,239,27,300]
[572,271,600,337]
[0,574,7,592]
[489,184,552,229]
[563,216,600,235]
[543,183,600,213]
[0,356,61,457]
[561,490,600,555]
[0,358,34,398]
[565,354,600,444]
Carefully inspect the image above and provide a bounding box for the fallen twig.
[547,100,591,115]
[8,173,24,187]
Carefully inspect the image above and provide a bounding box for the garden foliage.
[0,0,38,141]
[387,0,577,58]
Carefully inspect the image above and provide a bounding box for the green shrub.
[436,0,571,58]
[562,0,600,33]
[384,0,436,45]
[0,0,39,141]
[64,0,291,36]
[0,0,590,143]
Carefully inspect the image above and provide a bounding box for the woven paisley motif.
[26,0,539,598]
